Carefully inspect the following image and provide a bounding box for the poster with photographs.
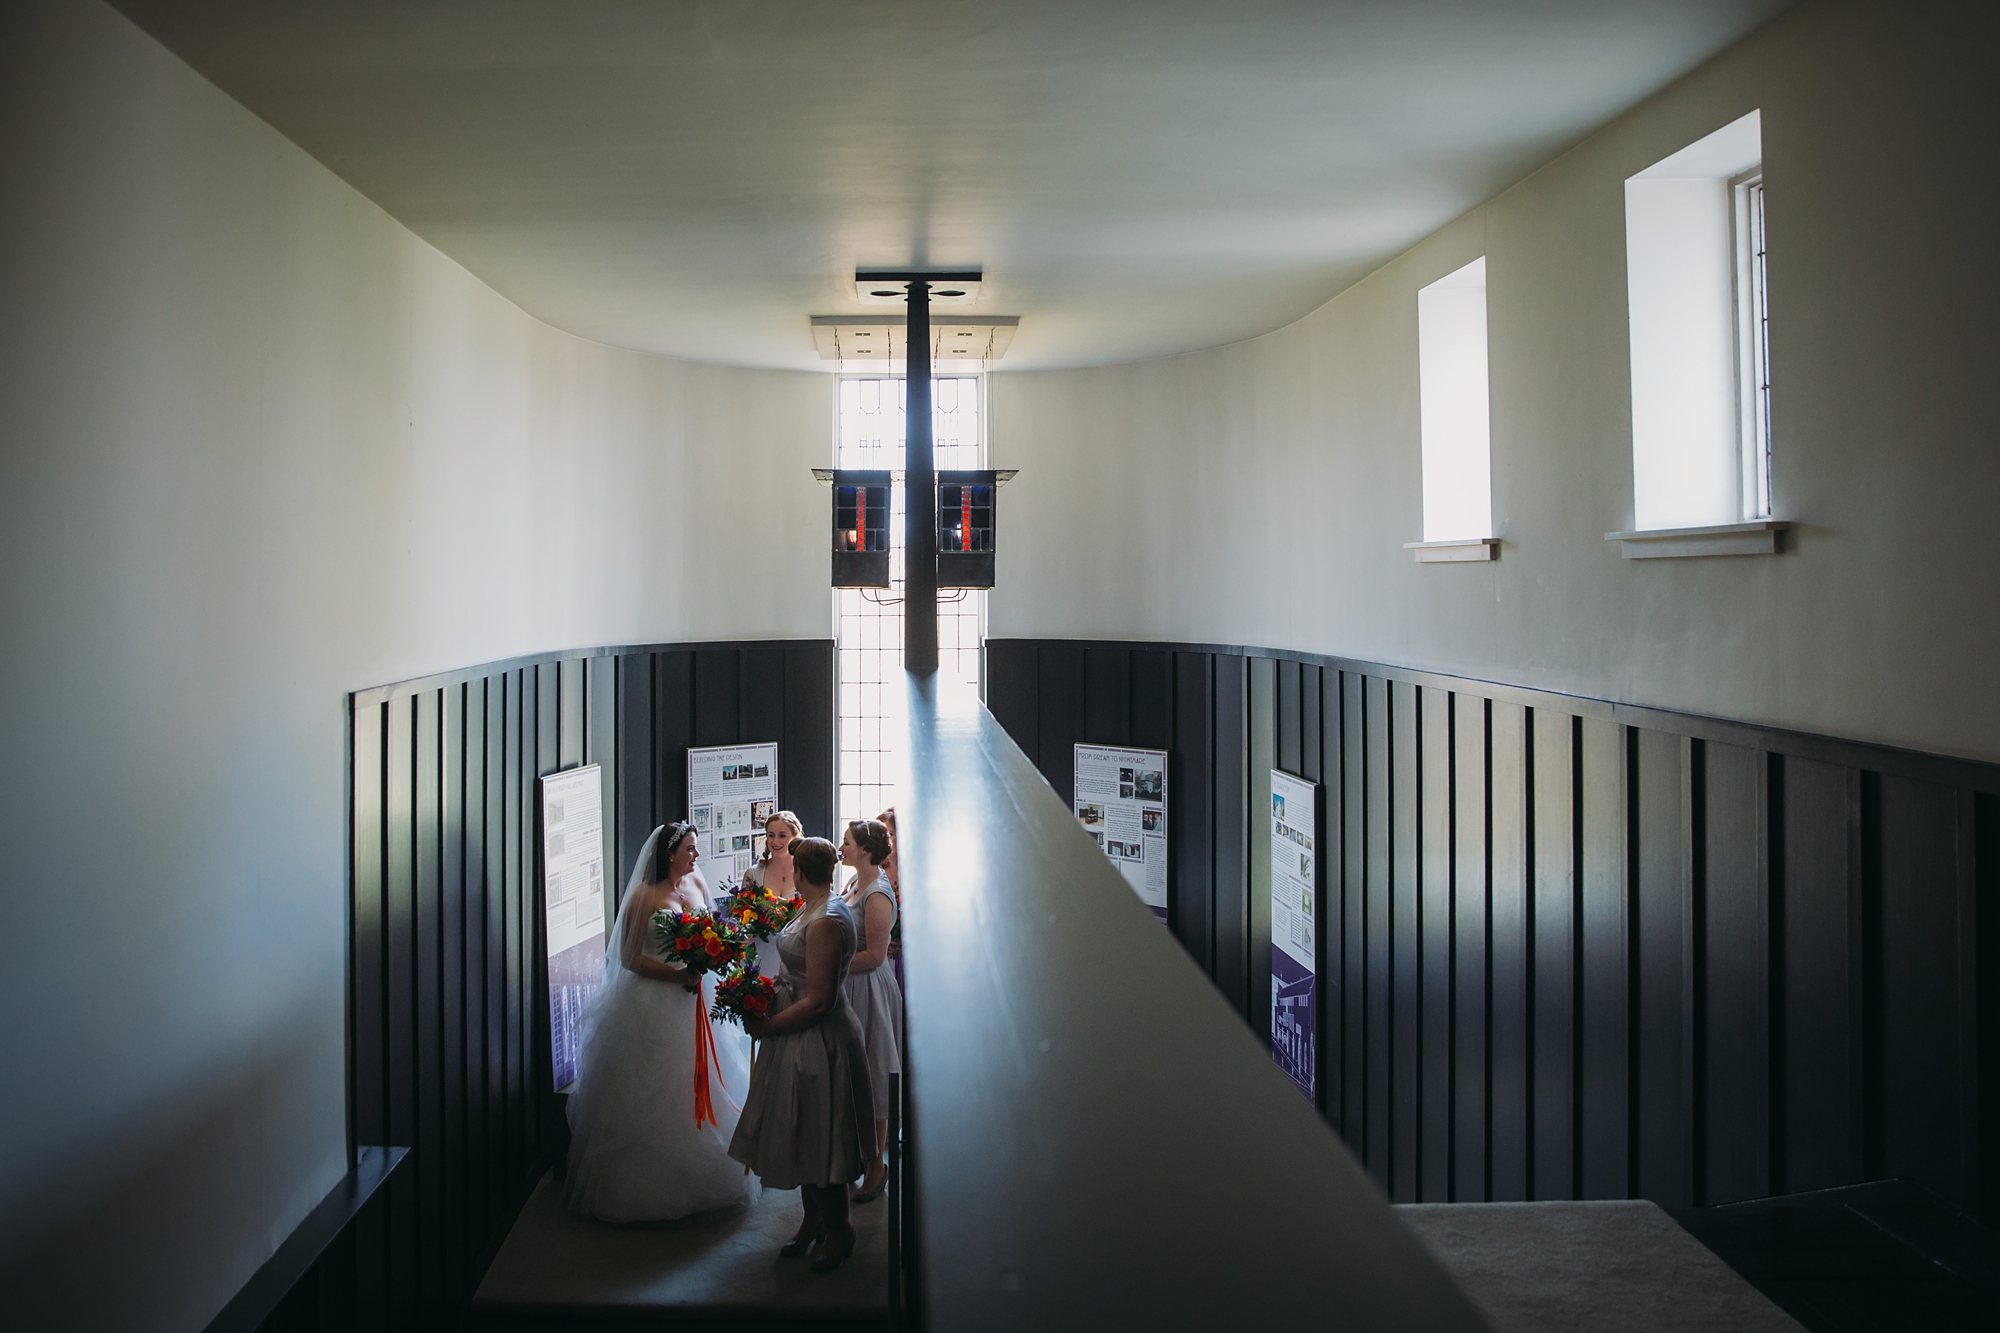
[1073,744,1169,920]
[687,742,778,893]
[1270,768,1317,1101]
[540,764,606,1091]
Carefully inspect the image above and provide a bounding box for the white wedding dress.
[562,825,758,1221]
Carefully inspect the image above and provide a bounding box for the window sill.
[1404,538,1498,564]
[1605,520,1789,559]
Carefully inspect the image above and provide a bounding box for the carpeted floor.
[1398,1200,1805,1333]
[471,1171,888,1326]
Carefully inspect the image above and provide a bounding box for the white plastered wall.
[0,3,828,1328]
[990,0,2000,763]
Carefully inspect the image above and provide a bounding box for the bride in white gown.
[562,822,758,1221]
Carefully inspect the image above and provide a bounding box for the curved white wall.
[991,0,2000,764]
[0,3,829,1328]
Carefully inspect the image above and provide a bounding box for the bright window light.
[1625,109,1767,528]
[1417,257,1493,543]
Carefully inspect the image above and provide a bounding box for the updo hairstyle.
[791,837,838,888]
[848,818,892,866]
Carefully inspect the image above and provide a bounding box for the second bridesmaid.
[838,818,903,1202]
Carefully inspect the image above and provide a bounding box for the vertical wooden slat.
[440,684,466,1296]
[616,655,654,889]
[1213,654,1250,1017]
[483,677,507,1235]
[586,655,618,913]
[655,651,695,825]
[1419,686,1452,1201]
[384,694,417,1316]
[501,671,524,1182]
[462,680,490,1265]
[1037,643,1087,809]
[1129,650,1172,751]
[1452,693,1488,1199]
[1702,742,1769,1205]
[1250,658,1276,1045]
[1634,728,1690,1206]
[1319,667,1343,1129]
[1487,702,1529,1200]
[414,689,444,1310]
[1343,671,1367,1148]
[1391,682,1421,1200]
[1278,658,1302,778]
[1531,710,1577,1200]
[349,701,388,1313]
[1364,675,1391,1184]
[985,640,1040,764]
[558,658,585,770]
[1300,664,1322,786]
[694,648,740,749]
[783,641,836,841]
[1579,718,1629,1199]
[1172,653,1215,970]
[1084,646,1132,746]
[1876,774,1974,1210]
[1774,755,1862,1192]
[741,646,786,748]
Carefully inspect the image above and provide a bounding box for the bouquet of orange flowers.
[652,908,751,991]
[709,966,779,1028]
[726,884,804,941]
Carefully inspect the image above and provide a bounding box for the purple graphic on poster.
[1269,768,1317,1101]
[541,764,607,1090]
[1271,945,1315,1098]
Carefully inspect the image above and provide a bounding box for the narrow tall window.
[1625,109,1768,529]
[1735,173,1773,519]
[1417,257,1493,543]
[834,376,984,824]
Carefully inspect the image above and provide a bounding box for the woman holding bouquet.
[729,837,875,1271]
[562,823,756,1221]
[740,810,805,973]
[838,819,903,1203]
[741,809,804,897]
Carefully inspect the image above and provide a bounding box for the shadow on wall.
[0,1006,343,1333]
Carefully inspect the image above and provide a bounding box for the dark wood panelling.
[1130,650,1172,751]
[1633,729,1689,1207]
[1702,742,1768,1205]
[1774,755,1861,1192]
[1875,775,1975,1211]
[1363,676,1391,1184]
[1488,703,1529,1201]
[984,639,1039,766]
[1035,644,1087,809]
[1172,653,1215,970]
[986,639,2000,1224]
[1390,683,1420,1201]
[1213,655,1250,1018]
[1532,708,1577,1201]
[1578,718,1628,1200]
[1418,687,1452,1202]
[1452,693,1488,1200]
[1084,646,1131,747]
[330,639,835,1330]
[1343,672,1366,1146]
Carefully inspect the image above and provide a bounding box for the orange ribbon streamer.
[691,983,742,1128]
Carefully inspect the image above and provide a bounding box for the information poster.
[1270,769,1317,1100]
[1073,744,1169,920]
[541,764,606,1091]
[687,742,778,893]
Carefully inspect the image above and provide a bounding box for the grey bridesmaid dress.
[728,895,877,1189]
[841,877,904,1115]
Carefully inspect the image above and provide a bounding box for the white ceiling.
[114,0,1791,372]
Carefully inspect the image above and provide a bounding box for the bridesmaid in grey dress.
[838,818,903,1202]
[730,837,875,1272]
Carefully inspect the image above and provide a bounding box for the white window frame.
[1732,169,1772,520]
